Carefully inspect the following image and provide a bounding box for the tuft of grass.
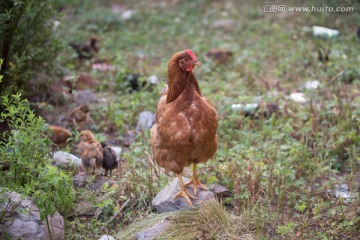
[118,200,254,240]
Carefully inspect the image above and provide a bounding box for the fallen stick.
[106,199,130,225]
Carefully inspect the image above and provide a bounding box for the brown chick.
[150,49,218,205]
[205,49,233,64]
[101,142,118,177]
[70,105,90,130]
[69,36,99,61]
[78,130,103,175]
[47,125,72,148]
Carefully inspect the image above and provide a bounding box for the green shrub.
[0,93,75,219]
[0,0,62,93]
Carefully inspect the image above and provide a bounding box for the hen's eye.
[185,58,189,62]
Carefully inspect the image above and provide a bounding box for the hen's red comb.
[186,49,198,62]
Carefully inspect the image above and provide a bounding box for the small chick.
[47,125,72,148]
[101,142,118,177]
[70,105,90,130]
[69,36,99,61]
[78,130,103,175]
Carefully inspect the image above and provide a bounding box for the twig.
[106,199,130,226]
[329,70,344,82]
[145,151,159,179]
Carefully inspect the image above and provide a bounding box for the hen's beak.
[194,61,201,67]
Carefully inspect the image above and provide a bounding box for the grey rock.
[73,173,91,188]
[109,146,122,161]
[136,111,156,133]
[134,218,170,240]
[73,174,118,189]
[152,177,215,213]
[208,183,231,198]
[89,177,117,190]
[0,191,64,240]
[74,89,97,105]
[53,151,81,167]
[327,183,354,203]
[99,235,115,240]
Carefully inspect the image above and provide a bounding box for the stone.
[134,218,170,240]
[327,183,355,203]
[152,177,215,213]
[121,131,136,147]
[109,146,122,161]
[73,174,118,189]
[0,191,64,240]
[74,89,97,105]
[208,183,231,198]
[99,235,115,240]
[136,111,156,133]
[53,151,81,167]
[72,173,91,188]
[89,177,117,191]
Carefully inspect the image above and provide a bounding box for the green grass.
[42,0,360,239]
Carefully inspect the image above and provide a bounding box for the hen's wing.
[151,85,217,173]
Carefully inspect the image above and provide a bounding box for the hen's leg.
[174,173,195,205]
[185,163,207,195]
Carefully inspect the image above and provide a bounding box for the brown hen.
[78,130,103,175]
[47,125,72,148]
[150,49,218,205]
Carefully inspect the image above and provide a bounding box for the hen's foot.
[174,189,195,205]
[185,178,207,196]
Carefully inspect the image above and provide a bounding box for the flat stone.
[74,89,97,105]
[136,111,156,133]
[89,177,117,190]
[0,191,64,240]
[72,173,91,188]
[134,218,170,240]
[53,151,81,167]
[99,235,115,240]
[109,146,122,161]
[208,183,231,198]
[152,177,215,213]
[73,174,118,189]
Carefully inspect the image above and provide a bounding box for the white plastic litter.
[312,26,339,39]
[305,80,320,90]
[290,92,307,103]
[148,75,159,85]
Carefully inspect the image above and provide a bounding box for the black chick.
[101,142,118,177]
[69,36,99,61]
[123,74,148,92]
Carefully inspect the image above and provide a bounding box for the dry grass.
[118,200,254,240]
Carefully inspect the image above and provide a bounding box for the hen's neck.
[166,67,202,103]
